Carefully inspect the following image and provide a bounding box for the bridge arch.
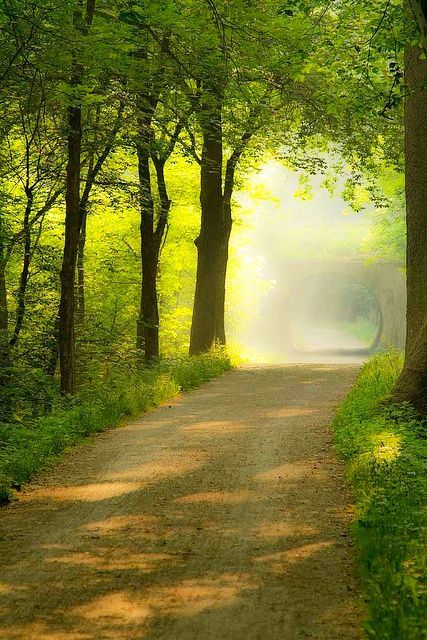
[248,260,406,359]
[278,261,406,356]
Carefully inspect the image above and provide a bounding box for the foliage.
[0,348,232,503]
[333,353,426,639]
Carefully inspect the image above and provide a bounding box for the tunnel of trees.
[286,276,383,356]
[0,2,427,417]
[1,4,427,639]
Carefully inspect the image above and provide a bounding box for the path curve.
[0,365,363,640]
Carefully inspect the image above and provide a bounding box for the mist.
[227,160,404,363]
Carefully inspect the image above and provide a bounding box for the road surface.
[0,365,364,640]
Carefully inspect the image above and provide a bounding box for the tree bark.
[59,102,82,395]
[190,93,225,355]
[190,104,252,353]
[10,187,33,347]
[391,46,427,410]
[409,0,427,47]
[76,207,87,324]
[215,195,232,346]
[136,115,159,363]
[75,102,124,325]
[58,0,95,395]
[0,213,10,373]
[135,85,175,365]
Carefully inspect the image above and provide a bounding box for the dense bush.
[0,349,232,503]
[333,352,426,639]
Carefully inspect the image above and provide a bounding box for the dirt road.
[0,365,364,640]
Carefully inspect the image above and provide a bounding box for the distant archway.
[241,259,406,361]
[285,274,383,355]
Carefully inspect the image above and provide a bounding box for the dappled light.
[25,481,144,503]
[371,431,402,464]
[0,366,362,639]
[1,0,421,635]
[254,540,336,574]
[175,490,255,505]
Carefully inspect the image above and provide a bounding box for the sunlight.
[228,161,406,363]
[254,541,335,575]
[0,623,90,640]
[0,1,417,636]
[75,592,151,624]
[82,515,160,536]
[175,490,255,505]
[74,574,259,627]
[103,454,208,482]
[371,431,402,464]
[47,551,175,572]
[25,481,142,502]
[181,420,248,435]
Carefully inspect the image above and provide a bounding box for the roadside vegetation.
[0,348,232,503]
[333,352,426,639]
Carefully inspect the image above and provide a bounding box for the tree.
[409,1,427,46]
[390,7,427,411]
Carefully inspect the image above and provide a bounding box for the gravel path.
[0,365,364,640]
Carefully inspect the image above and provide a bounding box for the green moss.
[0,349,232,503]
[333,352,426,639]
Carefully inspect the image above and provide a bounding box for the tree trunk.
[391,46,427,410]
[76,208,86,323]
[10,187,33,347]
[46,316,60,378]
[190,94,225,355]
[59,102,82,395]
[58,0,95,394]
[409,0,427,47]
[0,213,10,373]
[136,135,160,363]
[215,201,232,346]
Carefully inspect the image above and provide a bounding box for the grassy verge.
[0,349,232,503]
[333,352,426,639]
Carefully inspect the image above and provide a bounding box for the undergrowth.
[333,351,426,639]
[0,348,232,503]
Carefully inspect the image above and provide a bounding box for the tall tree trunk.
[58,0,95,395]
[0,213,12,422]
[391,46,427,410]
[135,89,171,365]
[10,187,33,347]
[59,102,82,395]
[409,0,427,47]
[76,208,86,324]
[46,316,60,378]
[75,102,124,326]
[0,213,10,373]
[215,200,232,346]
[190,94,225,355]
[136,133,159,363]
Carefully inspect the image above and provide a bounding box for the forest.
[0,1,426,639]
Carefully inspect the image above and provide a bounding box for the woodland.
[0,1,426,639]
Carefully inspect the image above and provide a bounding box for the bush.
[333,352,426,639]
[0,348,232,503]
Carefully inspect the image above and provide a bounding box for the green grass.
[0,348,232,503]
[333,352,426,639]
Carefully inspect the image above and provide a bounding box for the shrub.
[0,349,232,503]
[333,352,426,639]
